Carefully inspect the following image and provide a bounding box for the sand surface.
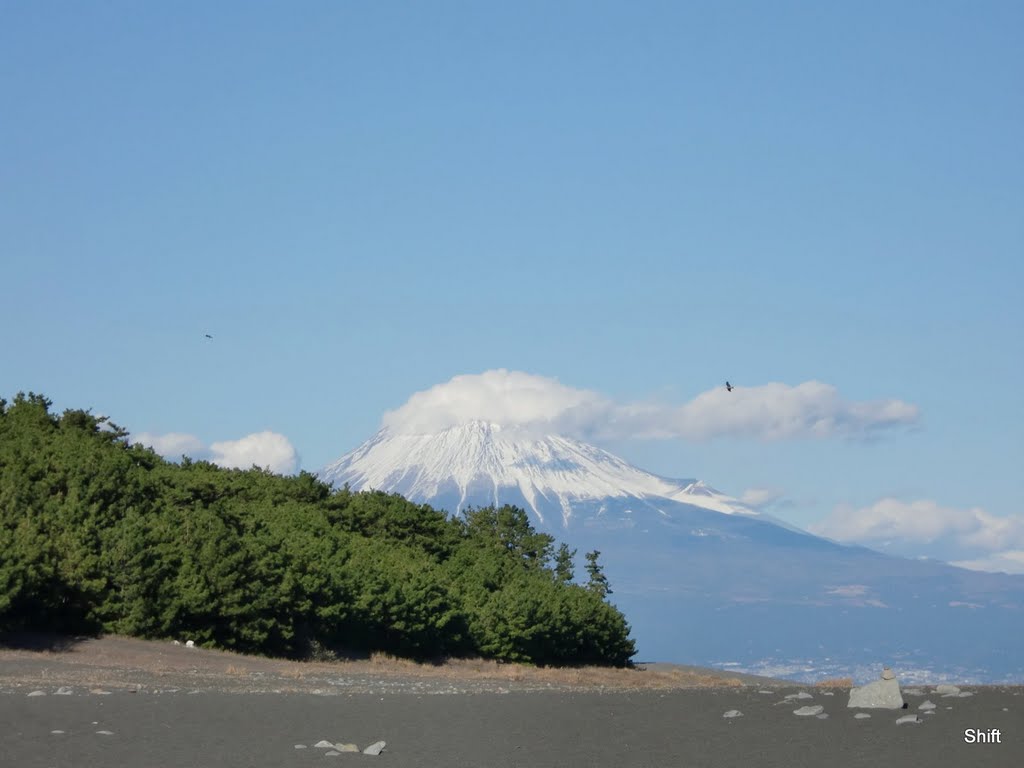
[1,636,1019,767]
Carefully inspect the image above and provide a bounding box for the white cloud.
[951,551,1024,576]
[383,369,602,435]
[209,431,299,474]
[133,431,205,458]
[133,430,299,475]
[382,369,920,441]
[740,487,785,508]
[810,498,1024,574]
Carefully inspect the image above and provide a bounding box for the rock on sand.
[848,669,904,709]
[794,705,824,716]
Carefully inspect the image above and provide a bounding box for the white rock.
[363,741,386,755]
[794,705,824,716]
[919,700,936,711]
[336,744,359,752]
[848,678,904,709]
[314,740,336,748]
[55,686,73,695]
[325,751,340,756]
[895,715,920,725]
[27,690,46,697]
[758,689,774,694]
[51,730,65,734]
[935,684,960,695]
[854,713,871,719]
[294,745,306,749]
[881,667,895,680]
[722,710,743,718]
[816,713,829,719]
[90,689,111,695]
[822,692,834,696]
[185,640,195,648]
[96,730,115,735]
[172,640,181,645]
[957,692,974,698]
[785,692,814,700]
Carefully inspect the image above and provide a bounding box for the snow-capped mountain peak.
[319,419,763,529]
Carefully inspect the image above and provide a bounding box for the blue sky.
[3,2,1021,569]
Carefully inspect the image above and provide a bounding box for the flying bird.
[204,334,214,340]
[725,381,733,392]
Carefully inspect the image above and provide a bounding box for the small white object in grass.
[294,745,306,749]
[96,730,115,735]
[51,730,64,734]
[895,715,920,725]
[855,713,871,719]
[325,751,340,756]
[27,691,45,697]
[723,710,743,718]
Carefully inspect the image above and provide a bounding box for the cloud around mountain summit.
[382,369,920,442]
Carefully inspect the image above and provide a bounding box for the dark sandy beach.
[1,638,1019,768]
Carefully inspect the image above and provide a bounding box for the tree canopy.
[0,393,636,666]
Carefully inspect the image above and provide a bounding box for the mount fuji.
[320,421,1024,683]
[321,420,790,528]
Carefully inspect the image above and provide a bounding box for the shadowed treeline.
[0,393,634,667]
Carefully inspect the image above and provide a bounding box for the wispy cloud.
[951,551,1024,575]
[810,498,1024,575]
[740,487,786,508]
[132,431,205,458]
[133,430,299,475]
[382,369,920,442]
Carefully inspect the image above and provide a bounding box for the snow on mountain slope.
[319,419,766,529]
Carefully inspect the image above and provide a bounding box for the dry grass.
[0,635,749,692]
[815,677,853,688]
[354,652,745,690]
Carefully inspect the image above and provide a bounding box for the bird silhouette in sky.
[204,334,214,340]
[725,381,733,392]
